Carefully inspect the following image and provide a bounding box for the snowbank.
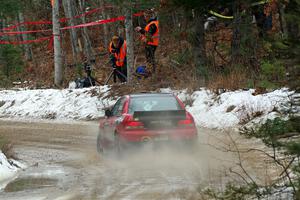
[183,88,296,129]
[0,87,297,129]
[0,86,112,120]
[0,151,19,190]
[0,86,298,190]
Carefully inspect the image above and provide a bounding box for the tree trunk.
[191,9,207,85]
[16,16,23,43]
[231,0,241,65]
[78,0,95,62]
[0,16,3,33]
[125,7,134,84]
[102,12,110,48]
[18,11,33,61]
[279,2,288,37]
[53,0,63,87]
[99,0,109,48]
[62,0,79,65]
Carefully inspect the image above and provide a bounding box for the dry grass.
[0,137,16,160]
[101,62,202,100]
[208,70,248,91]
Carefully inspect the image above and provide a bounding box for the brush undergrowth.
[0,136,15,160]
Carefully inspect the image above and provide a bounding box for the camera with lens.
[75,60,96,88]
[83,62,92,77]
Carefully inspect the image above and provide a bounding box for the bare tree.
[62,0,79,65]
[53,0,63,87]
[278,1,288,37]
[98,0,110,48]
[231,0,241,65]
[18,11,33,61]
[190,9,207,85]
[125,6,134,84]
[78,0,95,62]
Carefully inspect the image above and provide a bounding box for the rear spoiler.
[133,110,186,122]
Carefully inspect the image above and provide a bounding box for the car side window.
[111,98,126,116]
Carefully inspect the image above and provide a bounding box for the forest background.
[0,0,299,91]
[1,0,300,198]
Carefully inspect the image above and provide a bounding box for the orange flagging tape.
[1,5,114,32]
[0,12,144,46]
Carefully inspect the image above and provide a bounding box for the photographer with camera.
[75,60,96,88]
[109,36,127,83]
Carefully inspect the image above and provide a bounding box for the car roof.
[129,93,175,98]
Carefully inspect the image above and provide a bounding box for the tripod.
[75,62,98,88]
[84,65,96,86]
[104,68,127,85]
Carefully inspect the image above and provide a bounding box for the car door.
[103,97,126,142]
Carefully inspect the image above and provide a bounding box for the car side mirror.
[105,109,112,117]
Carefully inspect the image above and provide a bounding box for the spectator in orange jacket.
[109,36,127,83]
[135,10,159,75]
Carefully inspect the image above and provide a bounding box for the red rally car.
[97,93,198,153]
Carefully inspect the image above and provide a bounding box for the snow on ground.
[0,86,298,191]
[0,86,112,120]
[0,152,21,190]
[0,87,297,128]
[182,88,296,129]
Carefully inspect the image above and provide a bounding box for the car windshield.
[128,95,182,114]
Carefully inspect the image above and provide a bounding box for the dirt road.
[0,119,279,200]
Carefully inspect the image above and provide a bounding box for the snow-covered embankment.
[0,86,298,190]
[0,86,112,120]
[0,151,20,190]
[0,87,298,129]
[178,88,299,129]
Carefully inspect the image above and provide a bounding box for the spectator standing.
[108,36,127,83]
[135,10,159,75]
